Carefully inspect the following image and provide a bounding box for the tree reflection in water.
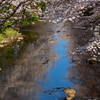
[0,23,58,100]
[67,23,100,99]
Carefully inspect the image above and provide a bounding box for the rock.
[17,39,21,42]
[0,44,4,48]
[1,40,8,44]
[87,58,100,64]
[64,88,76,100]
[32,22,35,25]
[18,37,24,40]
[38,19,45,22]
[11,37,14,40]
[57,30,61,33]
[68,18,73,22]
[42,59,49,64]
[94,32,99,36]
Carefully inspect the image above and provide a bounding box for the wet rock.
[42,59,49,64]
[1,40,8,44]
[38,19,45,22]
[0,44,4,48]
[86,57,100,64]
[44,87,65,95]
[64,88,76,100]
[17,37,24,42]
[32,22,35,25]
[66,35,69,37]
[49,40,58,44]
[94,32,99,36]
[18,37,24,40]
[57,30,61,33]
[10,37,14,40]
[17,39,21,42]
[74,26,86,29]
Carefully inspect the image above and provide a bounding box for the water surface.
[0,22,100,100]
[0,22,73,100]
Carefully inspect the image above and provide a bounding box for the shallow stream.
[0,22,100,100]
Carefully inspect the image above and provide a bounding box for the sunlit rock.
[0,44,4,48]
[68,18,73,22]
[64,88,76,100]
[1,40,8,44]
[18,37,24,40]
[87,57,100,64]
